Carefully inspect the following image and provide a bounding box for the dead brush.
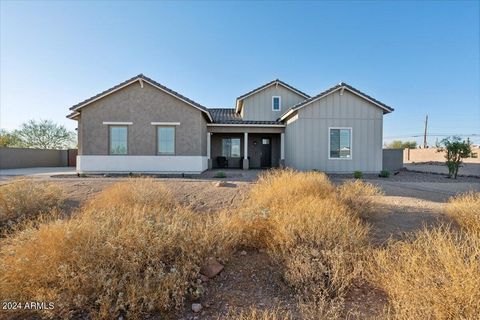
[367,225,480,319]
[222,307,292,320]
[337,179,383,215]
[0,179,240,319]
[445,191,480,234]
[229,170,373,315]
[0,179,64,230]
[86,177,175,210]
[249,169,335,210]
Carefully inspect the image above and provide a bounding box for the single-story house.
[67,74,394,173]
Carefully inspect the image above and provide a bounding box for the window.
[272,96,281,111]
[222,138,241,157]
[329,128,352,159]
[157,127,175,154]
[109,126,128,155]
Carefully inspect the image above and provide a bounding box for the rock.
[240,250,247,256]
[214,181,228,187]
[200,257,224,278]
[191,303,203,313]
[200,274,210,283]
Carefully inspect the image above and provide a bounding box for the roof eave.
[69,75,213,122]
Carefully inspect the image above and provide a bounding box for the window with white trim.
[109,126,128,155]
[157,126,175,154]
[329,128,352,159]
[272,96,281,111]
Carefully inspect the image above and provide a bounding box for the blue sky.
[1,0,479,145]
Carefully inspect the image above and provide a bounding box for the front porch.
[206,126,285,170]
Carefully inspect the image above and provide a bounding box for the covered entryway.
[206,125,285,170]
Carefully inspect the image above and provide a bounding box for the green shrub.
[214,171,226,178]
[353,171,362,179]
[379,170,390,178]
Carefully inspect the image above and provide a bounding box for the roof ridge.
[278,82,394,120]
[68,74,213,121]
[236,79,310,102]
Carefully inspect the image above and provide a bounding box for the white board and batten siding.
[241,85,306,122]
[285,90,383,173]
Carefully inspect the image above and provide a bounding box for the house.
[67,74,394,173]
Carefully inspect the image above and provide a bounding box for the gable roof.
[67,74,213,122]
[209,108,283,125]
[235,79,310,113]
[279,82,394,121]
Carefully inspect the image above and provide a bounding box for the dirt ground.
[1,170,479,319]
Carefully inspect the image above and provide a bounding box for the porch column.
[243,132,249,170]
[280,133,285,167]
[207,132,212,169]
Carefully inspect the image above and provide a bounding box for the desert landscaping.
[0,169,479,319]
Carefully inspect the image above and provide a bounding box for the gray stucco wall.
[78,82,208,156]
[285,90,384,173]
[241,85,306,121]
[383,148,404,171]
[0,148,68,169]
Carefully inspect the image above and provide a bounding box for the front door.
[260,138,272,168]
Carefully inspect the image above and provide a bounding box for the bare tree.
[14,120,76,150]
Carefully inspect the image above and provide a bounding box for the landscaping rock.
[214,181,228,187]
[191,303,203,313]
[200,257,224,278]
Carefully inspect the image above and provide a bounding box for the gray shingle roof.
[279,82,394,120]
[69,74,212,121]
[209,108,283,125]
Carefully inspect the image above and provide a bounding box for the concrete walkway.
[0,167,75,179]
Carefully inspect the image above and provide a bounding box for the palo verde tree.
[437,136,472,179]
[14,120,76,150]
[0,129,22,147]
[386,140,417,149]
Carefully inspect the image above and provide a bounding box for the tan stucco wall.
[0,148,68,169]
[404,147,480,163]
[77,82,208,156]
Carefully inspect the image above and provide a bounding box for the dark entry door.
[260,138,272,168]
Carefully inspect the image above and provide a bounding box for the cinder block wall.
[383,148,404,171]
[0,148,69,169]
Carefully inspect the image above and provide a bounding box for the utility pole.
[423,114,428,148]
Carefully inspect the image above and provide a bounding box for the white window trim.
[157,126,176,155]
[272,96,281,112]
[328,127,353,160]
[151,122,180,126]
[103,121,133,125]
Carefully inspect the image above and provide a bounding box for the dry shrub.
[249,169,335,210]
[337,179,383,215]
[0,179,238,319]
[0,180,64,230]
[86,177,175,209]
[445,191,480,233]
[223,307,291,320]
[368,226,480,319]
[230,170,373,315]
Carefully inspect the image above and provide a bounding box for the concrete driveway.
[0,167,75,180]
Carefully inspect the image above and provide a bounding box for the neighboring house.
[67,74,394,173]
